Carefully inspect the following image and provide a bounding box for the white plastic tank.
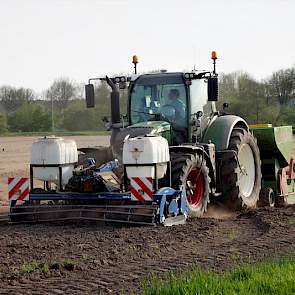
[31,136,78,186]
[123,136,169,179]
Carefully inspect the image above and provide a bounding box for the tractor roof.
[132,72,185,85]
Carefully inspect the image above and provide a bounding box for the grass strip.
[144,259,295,295]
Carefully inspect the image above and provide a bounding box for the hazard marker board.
[130,177,153,202]
[8,177,29,202]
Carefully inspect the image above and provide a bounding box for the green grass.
[20,259,77,274]
[1,130,110,137]
[144,259,295,295]
[20,260,49,274]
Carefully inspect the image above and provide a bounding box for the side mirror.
[208,77,218,101]
[85,84,95,108]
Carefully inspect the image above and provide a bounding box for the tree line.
[218,68,295,125]
[0,78,123,133]
[0,67,294,134]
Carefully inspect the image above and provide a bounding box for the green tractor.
[8,53,294,225]
[84,52,262,217]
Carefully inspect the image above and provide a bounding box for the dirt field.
[0,206,294,294]
[0,136,110,206]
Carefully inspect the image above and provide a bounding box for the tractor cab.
[129,73,188,144]
[128,72,218,144]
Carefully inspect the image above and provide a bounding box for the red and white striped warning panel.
[130,177,153,202]
[8,177,29,202]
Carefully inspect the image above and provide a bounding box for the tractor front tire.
[221,128,261,209]
[170,152,210,217]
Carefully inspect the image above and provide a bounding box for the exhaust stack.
[105,76,121,125]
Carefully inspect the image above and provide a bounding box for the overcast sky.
[0,0,294,93]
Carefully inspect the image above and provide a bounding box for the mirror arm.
[105,76,118,92]
[88,77,106,84]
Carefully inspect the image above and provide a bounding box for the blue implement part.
[154,187,187,225]
[27,191,132,203]
[153,187,179,200]
[97,159,119,172]
[180,186,188,217]
[159,194,166,224]
[168,199,179,215]
[87,158,96,167]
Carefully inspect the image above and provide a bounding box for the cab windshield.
[130,75,187,129]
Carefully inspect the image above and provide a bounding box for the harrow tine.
[9,208,156,218]
[9,216,156,226]
[9,204,158,225]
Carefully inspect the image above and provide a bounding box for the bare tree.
[267,68,295,105]
[46,78,76,110]
[0,86,35,112]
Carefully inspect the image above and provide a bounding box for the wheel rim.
[186,168,204,206]
[269,191,275,207]
[237,144,255,197]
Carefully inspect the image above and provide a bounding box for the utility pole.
[51,96,54,132]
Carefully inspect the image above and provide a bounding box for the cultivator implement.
[9,187,188,226]
[9,204,158,225]
[6,135,188,227]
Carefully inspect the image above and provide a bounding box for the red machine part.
[278,158,295,204]
[8,177,29,202]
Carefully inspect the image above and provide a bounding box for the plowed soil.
[0,205,294,294]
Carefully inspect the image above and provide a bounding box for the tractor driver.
[166,88,187,144]
[168,89,186,127]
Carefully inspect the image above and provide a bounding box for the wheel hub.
[237,144,255,197]
[186,168,204,206]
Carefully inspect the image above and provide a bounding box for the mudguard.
[202,115,248,151]
[169,144,217,189]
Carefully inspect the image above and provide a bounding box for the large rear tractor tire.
[170,152,210,217]
[220,128,261,209]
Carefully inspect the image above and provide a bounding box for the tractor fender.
[202,115,249,151]
[169,145,216,188]
[169,145,205,155]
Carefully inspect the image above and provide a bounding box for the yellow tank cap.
[249,123,273,129]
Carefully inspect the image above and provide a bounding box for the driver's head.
[168,89,180,101]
